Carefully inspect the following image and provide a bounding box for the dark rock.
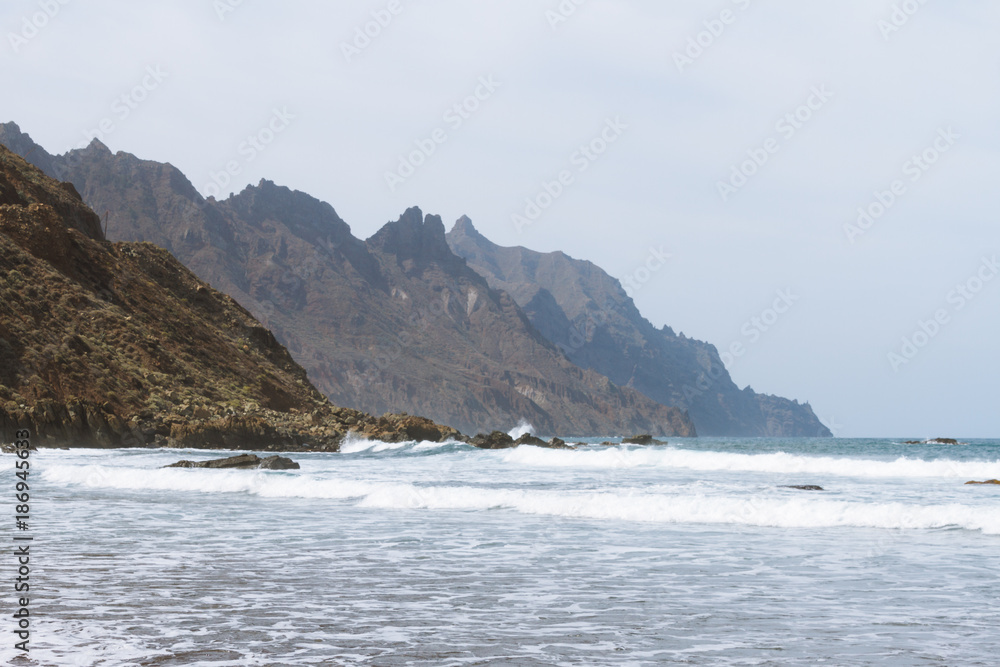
[164,454,299,470]
[623,434,667,445]
[928,438,960,445]
[514,434,547,447]
[539,437,574,450]
[965,480,1000,486]
[471,431,516,450]
[257,455,301,470]
[781,485,824,491]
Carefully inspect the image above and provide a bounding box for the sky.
[2,0,998,437]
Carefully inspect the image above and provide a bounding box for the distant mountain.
[0,123,694,437]
[447,217,830,437]
[0,142,462,449]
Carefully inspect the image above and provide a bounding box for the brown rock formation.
[0,144,457,449]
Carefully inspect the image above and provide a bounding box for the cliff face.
[446,217,831,437]
[0,144,461,449]
[1,124,694,437]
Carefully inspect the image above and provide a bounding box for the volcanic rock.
[165,454,300,470]
[471,431,517,449]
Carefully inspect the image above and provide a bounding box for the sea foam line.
[39,465,1000,534]
[503,446,1000,480]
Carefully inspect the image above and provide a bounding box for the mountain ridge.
[446,217,830,437]
[2,120,826,437]
[0,142,462,448]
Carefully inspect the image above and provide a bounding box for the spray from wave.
[507,420,535,439]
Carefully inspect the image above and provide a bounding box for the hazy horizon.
[3,0,998,437]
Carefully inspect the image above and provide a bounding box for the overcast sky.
[3,0,998,437]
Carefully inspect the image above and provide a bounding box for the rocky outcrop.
[447,216,831,438]
[623,435,666,445]
[471,431,517,449]
[1,124,695,437]
[905,438,962,445]
[470,432,576,450]
[164,454,300,470]
[781,485,824,491]
[965,480,1000,486]
[0,143,459,450]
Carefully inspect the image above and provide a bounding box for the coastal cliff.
[0,144,461,449]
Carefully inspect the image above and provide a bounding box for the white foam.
[39,465,1000,534]
[338,434,411,454]
[359,484,1000,534]
[507,420,535,439]
[504,446,1000,480]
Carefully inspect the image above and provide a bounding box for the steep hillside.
[447,217,830,437]
[0,124,694,437]
[0,144,460,448]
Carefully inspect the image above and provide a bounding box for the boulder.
[164,454,299,470]
[471,431,516,449]
[618,435,668,446]
[965,480,1000,486]
[538,437,574,450]
[514,434,548,447]
[780,485,824,491]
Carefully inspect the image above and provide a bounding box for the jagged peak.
[85,138,112,154]
[222,178,352,241]
[448,214,493,245]
[367,207,457,262]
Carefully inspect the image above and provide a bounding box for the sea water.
[3,437,999,665]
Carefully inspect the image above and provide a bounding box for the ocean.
[5,436,1000,666]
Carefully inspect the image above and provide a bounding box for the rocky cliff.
[0,124,694,437]
[446,217,830,437]
[0,143,461,449]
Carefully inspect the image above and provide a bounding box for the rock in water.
[965,480,1000,486]
[623,435,667,445]
[781,485,824,491]
[165,454,299,470]
[538,437,574,450]
[904,438,962,445]
[471,431,516,449]
[514,434,548,447]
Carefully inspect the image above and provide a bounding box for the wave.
[39,465,1000,534]
[503,446,1000,480]
[338,436,464,454]
[507,420,535,440]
